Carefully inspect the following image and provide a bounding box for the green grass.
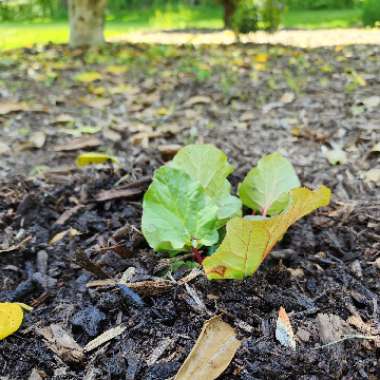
[283,8,362,29]
[0,6,364,50]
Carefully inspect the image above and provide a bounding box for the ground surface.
[0,42,379,379]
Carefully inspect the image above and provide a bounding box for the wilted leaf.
[322,145,347,165]
[363,169,380,185]
[175,316,240,380]
[0,100,29,115]
[74,71,102,83]
[0,141,11,155]
[363,96,380,109]
[184,96,212,107]
[29,131,46,149]
[54,136,101,151]
[254,53,268,63]
[370,142,380,154]
[169,144,241,225]
[204,186,331,279]
[276,307,296,350]
[105,65,127,75]
[202,217,269,280]
[0,303,26,340]
[142,166,219,252]
[75,152,117,167]
[239,152,300,216]
[79,96,111,109]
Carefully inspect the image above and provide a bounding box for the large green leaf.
[204,186,331,280]
[169,144,242,224]
[141,166,219,252]
[238,152,300,216]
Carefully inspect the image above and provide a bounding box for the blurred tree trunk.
[221,0,237,29]
[68,0,107,47]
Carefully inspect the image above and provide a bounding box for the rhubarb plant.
[141,144,331,280]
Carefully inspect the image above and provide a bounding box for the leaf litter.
[0,42,379,379]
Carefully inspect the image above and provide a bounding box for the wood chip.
[54,136,102,152]
[54,205,84,226]
[94,187,143,202]
[84,324,127,353]
[175,316,240,380]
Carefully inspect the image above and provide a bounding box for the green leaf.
[169,144,241,224]
[141,166,219,253]
[204,186,331,280]
[238,152,300,216]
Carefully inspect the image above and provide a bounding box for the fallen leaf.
[322,145,347,165]
[75,152,118,167]
[0,303,25,340]
[74,71,102,83]
[316,313,351,344]
[54,136,102,151]
[29,131,46,149]
[37,324,84,362]
[363,168,380,185]
[80,96,112,109]
[254,53,269,63]
[53,114,75,124]
[370,142,380,154]
[158,144,182,160]
[363,96,380,109]
[280,92,295,104]
[49,228,80,244]
[276,306,296,350]
[175,316,240,380]
[0,141,11,155]
[184,95,212,107]
[104,65,127,75]
[204,186,330,279]
[0,100,29,115]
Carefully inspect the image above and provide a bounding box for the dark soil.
[0,42,379,380]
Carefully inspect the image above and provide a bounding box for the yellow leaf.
[0,303,24,340]
[49,228,80,244]
[255,53,269,63]
[104,65,127,75]
[74,71,102,83]
[75,152,118,167]
[203,186,331,280]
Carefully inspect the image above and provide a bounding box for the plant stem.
[191,247,204,264]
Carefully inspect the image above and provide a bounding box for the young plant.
[141,144,331,280]
[141,145,242,259]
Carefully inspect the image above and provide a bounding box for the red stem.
[191,247,204,264]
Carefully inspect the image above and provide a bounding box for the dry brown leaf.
[37,324,84,363]
[0,100,29,115]
[184,95,212,107]
[275,306,296,350]
[175,316,240,380]
[54,136,102,151]
[0,141,11,155]
[80,96,112,109]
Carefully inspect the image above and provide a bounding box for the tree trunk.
[68,0,107,47]
[222,0,237,29]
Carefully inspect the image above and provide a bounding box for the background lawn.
[0,6,363,50]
